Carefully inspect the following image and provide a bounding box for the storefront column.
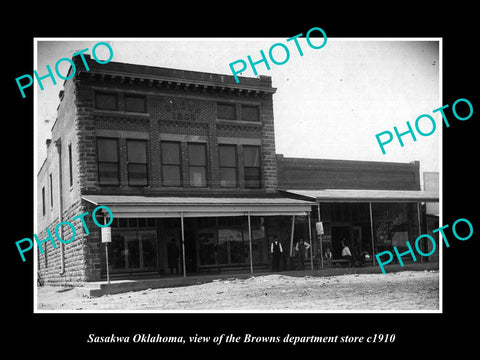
[307,212,313,270]
[289,215,295,257]
[317,203,324,270]
[417,202,423,263]
[247,212,253,276]
[369,202,376,266]
[180,212,187,278]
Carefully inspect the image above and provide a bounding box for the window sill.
[94,109,150,117]
[216,119,262,126]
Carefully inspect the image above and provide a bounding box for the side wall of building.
[37,77,98,285]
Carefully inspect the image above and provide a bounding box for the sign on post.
[101,227,111,243]
[101,226,111,284]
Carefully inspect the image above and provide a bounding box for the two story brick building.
[36,55,315,285]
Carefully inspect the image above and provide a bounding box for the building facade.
[37,55,313,285]
[37,56,439,286]
[276,155,439,267]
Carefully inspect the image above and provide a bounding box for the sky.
[35,38,440,187]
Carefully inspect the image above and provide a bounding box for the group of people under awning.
[269,236,373,272]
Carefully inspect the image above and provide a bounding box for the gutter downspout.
[54,139,65,278]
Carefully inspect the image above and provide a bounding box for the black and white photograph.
[5,10,478,354]
[32,37,441,313]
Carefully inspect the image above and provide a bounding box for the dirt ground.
[36,269,439,312]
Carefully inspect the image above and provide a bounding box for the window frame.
[94,92,118,111]
[188,142,208,188]
[217,102,237,121]
[243,145,262,189]
[161,141,182,187]
[68,143,73,188]
[240,104,260,122]
[124,94,147,113]
[126,139,149,187]
[218,144,238,188]
[96,137,120,186]
[41,186,46,216]
[49,173,54,208]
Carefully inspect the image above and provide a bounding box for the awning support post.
[317,203,324,270]
[180,212,187,278]
[247,212,254,276]
[289,215,295,257]
[369,202,376,266]
[307,211,313,270]
[417,202,423,263]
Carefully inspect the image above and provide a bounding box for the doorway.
[331,226,351,259]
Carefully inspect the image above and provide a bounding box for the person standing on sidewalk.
[295,237,311,270]
[167,238,180,275]
[271,235,283,272]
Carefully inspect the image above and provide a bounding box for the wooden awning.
[281,189,439,203]
[82,195,315,218]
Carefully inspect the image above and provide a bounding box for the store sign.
[315,222,324,235]
[101,227,112,243]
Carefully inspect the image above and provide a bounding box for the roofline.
[279,189,439,203]
[80,68,277,94]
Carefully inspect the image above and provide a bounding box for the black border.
[6,8,478,355]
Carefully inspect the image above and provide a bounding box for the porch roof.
[81,195,315,218]
[281,189,439,203]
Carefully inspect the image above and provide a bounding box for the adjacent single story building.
[277,156,439,267]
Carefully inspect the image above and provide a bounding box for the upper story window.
[68,143,73,187]
[241,105,260,122]
[217,103,236,120]
[49,173,54,208]
[125,95,147,113]
[41,186,46,216]
[97,138,120,185]
[243,145,261,188]
[188,143,207,188]
[219,144,237,188]
[161,141,182,187]
[95,92,118,111]
[217,103,261,122]
[127,139,148,186]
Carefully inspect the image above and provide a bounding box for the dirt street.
[36,270,439,312]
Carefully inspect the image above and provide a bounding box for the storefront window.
[372,203,419,253]
[245,217,267,265]
[218,219,246,264]
[109,221,157,272]
[196,217,267,267]
[319,202,420,262]
[197,217,217,266]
